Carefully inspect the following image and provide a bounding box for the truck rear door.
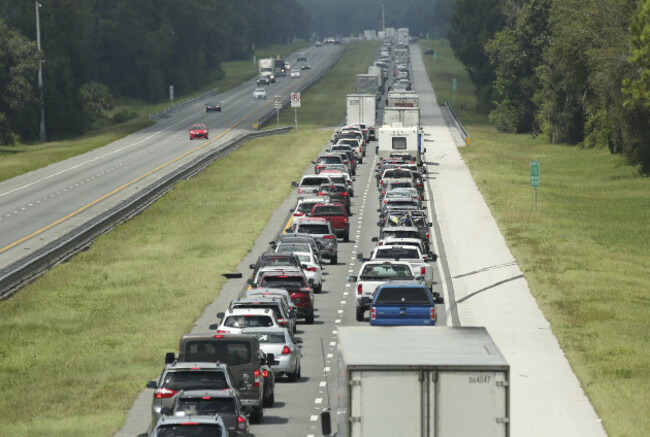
[350,370,422,437]
[432,370,509,436]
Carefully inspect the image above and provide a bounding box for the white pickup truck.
[347,260,425,321]
[358,244,436,291]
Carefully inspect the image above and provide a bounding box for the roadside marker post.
[274,95,282,128]
[452,78,457,104]
[530,160,540,212]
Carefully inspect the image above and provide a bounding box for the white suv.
[216,307,280,334]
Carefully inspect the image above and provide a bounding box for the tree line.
[296,0,454,40]
[0,0,309,144]
[449,0,650,173]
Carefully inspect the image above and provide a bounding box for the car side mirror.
[160,407,171,416]
[290,309,297,317]
[295,337,303,344]
[308,278,315,285]
[428,222,433,227]
[246,278,255,285]
[371,237,378,242]
[146,380,157,389]
[249,264,255,269]
[217,312,225,319]
[165,352,175,365]
[347,276,358,282]
[291,181,298,188]
[428,252,438,262]
[435,296,445,304]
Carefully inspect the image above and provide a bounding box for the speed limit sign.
[291,92,301,108]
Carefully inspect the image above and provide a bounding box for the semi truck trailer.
[321,326,510,437]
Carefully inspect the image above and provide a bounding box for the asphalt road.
[0,44,342,272]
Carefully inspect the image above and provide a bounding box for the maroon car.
[310,203,350,241]
[189,123,209,140]
[257,271,315,324]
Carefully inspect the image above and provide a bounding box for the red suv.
[256,271,315,324]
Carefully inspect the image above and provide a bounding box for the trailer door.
[432,371,509,437]
[350,370,422,437]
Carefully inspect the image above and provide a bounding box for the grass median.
[0,40,378,436]
[420,39,650,436]
[0,41,309,184]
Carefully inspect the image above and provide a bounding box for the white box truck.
[387,90,419,108]
[394,47,410,65]
[346,94,376,128]
[397,27,410,47]
[356,74,380,100]
[258,58,274,82]
[383,106,420,128]
[377,125,420,161]
[321,327,510,437]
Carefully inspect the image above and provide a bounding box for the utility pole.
[382,4,385,33]
[35,1,46,142]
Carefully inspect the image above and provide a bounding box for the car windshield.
[261,256,295,266]
[375,248,420,259]
[260,276,306,289]
[253,332,286,344]
[156,424,224,437]
[375,287,431,305]
[192,125,206,130]
[297,202,318,213]
[383,230,421,239]
[312,205,345,215]
[162,371,229,391]
[301,177,329,186]
[385,170,412,178]
[175,397,236,416]
[224,315,274,329]
[233,303,281,320]
[359,264,414,279]
[317,156,342,164]
[184,341,252,366]
[277,243,311,253]
[295,224,330,234]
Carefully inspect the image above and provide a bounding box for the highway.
[115,42,459,436]
[0,44,342,278]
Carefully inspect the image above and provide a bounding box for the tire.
[356,307,365,322]
[305,311,314,324]
[358,158,363,164]
[263,390,274,408]
[288,363,300,382]
[249,406,263,424]
[190,137,193,140]
[344,230,350,242]
[205,135,208,140]
[330,255,338,265]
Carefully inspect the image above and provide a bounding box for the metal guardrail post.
[445,101,470,146]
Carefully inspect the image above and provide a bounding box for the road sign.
[291,92,301,108]
[530,161,540,187]
[452,78,457,92]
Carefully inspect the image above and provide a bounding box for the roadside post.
[274,95,282,128]
[291,92,301,132]
[452,78,457,104]
[530,160,540,212]
[169,85,174,104]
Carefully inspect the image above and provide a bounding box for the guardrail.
[445,101,470,146]
[0,126,292,300]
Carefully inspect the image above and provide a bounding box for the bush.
[112,109,137,124]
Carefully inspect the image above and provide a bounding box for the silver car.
[150,412,228,436]
[242,327,302,382]
[146,362,236,429]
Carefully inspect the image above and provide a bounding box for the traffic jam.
[142,35,441,437]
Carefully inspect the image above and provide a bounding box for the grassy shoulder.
[0,41,309,184]
[419,39,650,436]
[0,41,378,436]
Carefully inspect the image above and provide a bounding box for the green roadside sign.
[452,78,457,93]
[530,161,540,187]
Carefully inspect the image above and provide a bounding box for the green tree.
[486,0,551,133]
[0,17,40,144]
[448,0,505,112]
[622,0,650,173]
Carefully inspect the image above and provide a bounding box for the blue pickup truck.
[369,282,444,326]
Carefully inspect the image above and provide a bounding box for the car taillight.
[237,415,248,430]
[380,180,384,185]
[426,232,430,239]
[421,266,426,276]
[371,307,376,320]
[294,211,304,217]
[180,422,199,425]
[254,370,261,387]
[382,190,386,194]
[378,241,382,246]
[343,217,348,224]
[217,329,230,333]
[306,266,317,272]
[278,318,287,326]
[324,235,334,239]
[357,284,362,295]
[155,387,177,399]
[341,192,348,197]
[318,192,326,196]
[263,369,269,378]
[301,287,311,292]
[282,346,292,355]
[213,335,224,338]
[430,307,436,320]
